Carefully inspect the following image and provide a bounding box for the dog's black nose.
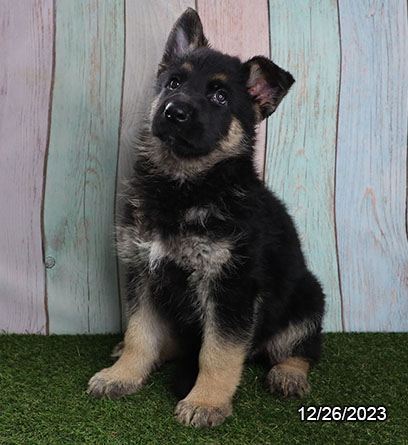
[164,102,190,123]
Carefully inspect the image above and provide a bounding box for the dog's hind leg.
[265,356,311,398]
[265,271,324,398]
[264,319,322,398]
[87,299,179,399]
[110,340,124,358]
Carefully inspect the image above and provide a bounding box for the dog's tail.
[172,350,199,400]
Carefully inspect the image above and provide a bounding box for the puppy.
[87,8,325,428]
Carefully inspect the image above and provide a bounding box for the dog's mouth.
[165,133,190,149]
[152,121,211,159]
[157,132,197,158]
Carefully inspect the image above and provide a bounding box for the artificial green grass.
[0,333,407,445]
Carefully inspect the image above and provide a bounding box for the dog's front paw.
[174,399,232,428]
[87,367,142,399]
[265,364,311,398]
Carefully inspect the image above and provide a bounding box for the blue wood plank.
[336,0,408,331]
[265,0,343,331]
[43,0,124,333]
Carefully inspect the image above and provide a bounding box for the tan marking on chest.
[148,234,232,275]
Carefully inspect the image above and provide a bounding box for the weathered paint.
[265,0,342,331]
[43,0,124,333]
[336,0,408,331]
[0,0,53,334]
[197,0,270,176]
[1,1,407,334]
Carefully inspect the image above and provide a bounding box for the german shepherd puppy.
[87,8,325,428]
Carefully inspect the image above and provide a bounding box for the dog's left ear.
[244,56,295,120]
[159,8,208,73]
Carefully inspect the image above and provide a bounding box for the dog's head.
[151,8,294,160]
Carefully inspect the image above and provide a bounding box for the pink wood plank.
[196,0,270,177]
[0,0,53,333]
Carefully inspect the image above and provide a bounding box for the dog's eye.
[211,89,228,106]
[167,78,181,90]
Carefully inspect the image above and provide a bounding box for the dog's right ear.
[244,56,295,120]
[158,8,208,74]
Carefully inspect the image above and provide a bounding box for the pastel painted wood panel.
[197,0,270,176]
[336,0,408,331]
[43,0,124,333]
[0,0,53,333]
[265,0,342,331]
[117,0,195,328]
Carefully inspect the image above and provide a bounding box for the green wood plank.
[265,0,342,331]
[44,0,124,333]
[336,0,408,331]
[117,0,194,329]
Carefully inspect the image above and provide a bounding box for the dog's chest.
[129,198,232,272]
[118,197,233,307]
[148,233,231,280]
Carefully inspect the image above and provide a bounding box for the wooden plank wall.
[43,0,124,334]
[0,0,53,334]
[265,0,342,331]
[0,0,407,334]
[336,0,408,331]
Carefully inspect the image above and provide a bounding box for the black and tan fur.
[87,8,325,428]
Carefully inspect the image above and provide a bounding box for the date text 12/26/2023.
[298,406,387,422]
